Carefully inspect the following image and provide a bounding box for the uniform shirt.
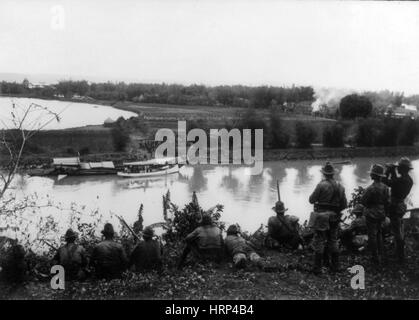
[384,174,413,203]
[360,181,390,220]
[267,215,296,240]
[309,178,347,211]
[185,225,223,250]
[129,239,163,271]
[54,243,87,272]
[91,240,128,278]
[224,234,253,256]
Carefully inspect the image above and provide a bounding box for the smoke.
[311,87,358,112]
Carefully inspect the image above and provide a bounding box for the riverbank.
[1,245,419,300]
[4,145,419,169]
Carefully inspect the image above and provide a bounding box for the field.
[108,101,336,142]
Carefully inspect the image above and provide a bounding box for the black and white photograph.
[1,0,419,305]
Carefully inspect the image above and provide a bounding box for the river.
[0,97,137,130]
[7,157,419,242]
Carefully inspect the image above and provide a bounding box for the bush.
[295,121,316,148]
[339,94,373,119]
[322,123,345,148]
[398,118,419,146]
[268,109,290,148]
[111,126,130,151]
[163,191,224,242]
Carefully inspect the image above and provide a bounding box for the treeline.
[0,80,314,108]
[220,106,419,149]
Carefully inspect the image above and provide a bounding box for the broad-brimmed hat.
[142,226,154,239]
[397,157,413,170]
[272,201,288,214]
[64,228,78,241]
[369,164,386,178]
[321,161,336,175]
[101,223,115,237]
[227,224,240,235]
[201,214,213,226]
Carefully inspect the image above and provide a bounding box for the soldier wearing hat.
[129,226,163,272]
[177,214,224,269]
[53,229,87,281]
[266,201,301,250]
[224,224,262,269]
[361,164,390,266]
[91,223,128,279]
[384,157,414,263]
[309,161,347,274]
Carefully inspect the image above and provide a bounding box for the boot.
[330,253,341,273]
[312,253,323,275]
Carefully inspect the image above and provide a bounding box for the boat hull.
[117,165,180,178]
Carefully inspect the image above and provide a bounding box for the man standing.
[384,157,414,263]
[361,164,390,266]
[53,229,87,281]
[91,223,128,279]
[267,201,301,250]
[129,226,163,272]
[309,161,347,274]
[177,215,224,269]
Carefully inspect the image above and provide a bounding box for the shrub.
[295,121,316,148]
[111,126,130,151]
[162,191,224,242]
[398,118,419,146]
[269,109,290,148]
[322,123,345,147]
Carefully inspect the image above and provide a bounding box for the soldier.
[309,161,347,274]
[360,164,390,266]
[340,204,368,252]
[129,226,163,272]
[177,215,224,269]
[91,223,128,279]
[267,201,302,250]
[384,157,414,263]
[224,224,263,269]
[53,229,88,281]
[0,238,26,284]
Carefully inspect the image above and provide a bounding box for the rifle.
[276,181,304,247]
[39,238,58,251]
[115,213,142,242]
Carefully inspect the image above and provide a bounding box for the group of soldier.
[0,157,414,283]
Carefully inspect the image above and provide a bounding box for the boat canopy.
[79,161,115,170]
[123,157,179,166]
[53,157,80,166]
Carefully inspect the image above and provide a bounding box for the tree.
[0,102,60,198]
[339,94,373,119]
[269,109,290,148]
[323,123,345,147]
[295,121,316,148]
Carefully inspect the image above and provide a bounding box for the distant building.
[385,103,418,119]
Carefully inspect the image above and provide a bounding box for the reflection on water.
[11,157,419,234]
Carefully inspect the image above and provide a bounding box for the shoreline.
[5,145,419,168]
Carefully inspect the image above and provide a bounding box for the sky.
[1,0,419,94]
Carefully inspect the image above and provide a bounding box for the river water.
[8,157,419,240]
[0,97,137,130]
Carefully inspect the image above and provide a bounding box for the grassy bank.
[1,244,419,300]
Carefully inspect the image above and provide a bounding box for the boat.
[28,157,118,176]
[117,157,182,178]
